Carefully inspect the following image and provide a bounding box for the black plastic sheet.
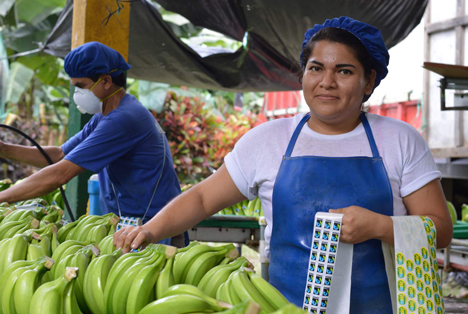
[43,0,428,92]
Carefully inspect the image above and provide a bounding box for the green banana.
[139,294,230,314]
[103,245,156,313]
[199,257,250,297]
[162,284,232,310]
[155,257,175,299]
[185,245,238,286]
[51,240,88,265]
[226,273,242,305]
[231,269,275,313]
[126,252,168,314]
[87,224,108,244]
[247,272,289,311]
[109,247,164,314]
[1,233,30,276]
[69,246,98,313]
[12,257,54,314]
[216,281,233,305]
[98,235,114,255]
[27,243,46,261]
[84,249,122,314]
[30,267,78,314]
[62,270,81,314]
[0,217,32,240]
[57,219,81,243]
[217,300,262,314]
[173,243,234,284]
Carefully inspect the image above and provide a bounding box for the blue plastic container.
[88,174,102,215]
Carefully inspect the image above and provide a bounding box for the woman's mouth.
[316,94,339,100]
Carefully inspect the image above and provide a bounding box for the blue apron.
[269,112,393,313]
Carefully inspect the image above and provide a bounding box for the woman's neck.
[307,111,362,135]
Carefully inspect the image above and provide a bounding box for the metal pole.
[259,216,270,281]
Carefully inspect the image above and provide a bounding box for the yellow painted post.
[72,0,130,60]
[66,0,130,220]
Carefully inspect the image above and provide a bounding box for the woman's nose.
[319,71,336,89]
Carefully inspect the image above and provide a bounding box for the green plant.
[154,92,257,184]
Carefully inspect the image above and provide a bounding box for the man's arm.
[0,160,85,203]
[0,141,65,168]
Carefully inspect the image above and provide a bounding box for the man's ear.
[102,74,113,89]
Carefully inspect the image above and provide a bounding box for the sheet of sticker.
[392,216,445,314]
[303,212,342,314]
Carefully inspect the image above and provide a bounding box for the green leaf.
[17,55,61,85]
[5,61,34,104]
[16,0,65,25]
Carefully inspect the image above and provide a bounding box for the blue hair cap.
[64,41,131,78]
[300,16,390,101]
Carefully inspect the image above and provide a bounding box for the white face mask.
[73,86,102,114]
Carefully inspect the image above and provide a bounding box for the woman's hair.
[298,27,373,84]
[89,71,127,88]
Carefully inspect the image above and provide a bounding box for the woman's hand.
[113,225,156,253]
[329,206,393,244]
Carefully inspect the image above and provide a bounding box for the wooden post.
[66,0,130,220]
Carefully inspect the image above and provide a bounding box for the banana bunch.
[140,284,232,314]
[41,206,65,224]
[27,224,60,259]
[172,243,239,285]
[198,256,253,298]
[30,266,81,314]
[61,213,119,243]
[51,244,100,312]
[216,267,290,313]
[0,216,40,240]
[104,244,177,314]
[0,232,40,276]
[98,234,117,255]
[220,197,263,217]
[0,256,54,314]
[84,249,123,314]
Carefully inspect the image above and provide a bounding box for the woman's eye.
[309,66,321,72]
[339,69,352,75]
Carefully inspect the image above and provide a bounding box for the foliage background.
[0,0,263,184]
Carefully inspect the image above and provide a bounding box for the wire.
[0,124,75,222]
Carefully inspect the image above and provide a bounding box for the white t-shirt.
[224,113,441,258]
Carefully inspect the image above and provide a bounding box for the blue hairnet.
[64,42,131,78]
[300,16,390,101]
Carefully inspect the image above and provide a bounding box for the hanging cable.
[0,124,75,221]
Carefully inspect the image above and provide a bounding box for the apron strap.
[360,112,379,158]
[285,112,380,158]
[285,113,311,157]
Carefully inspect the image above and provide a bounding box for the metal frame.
[440,77,468,111]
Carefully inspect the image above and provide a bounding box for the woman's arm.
[402,179,453,248]
[113,164,247,252]
[330,179,453,249]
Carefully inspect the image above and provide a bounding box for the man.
[0,42,182,245]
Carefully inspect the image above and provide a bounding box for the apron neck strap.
[360,112,379,158]
[285,112,380,158]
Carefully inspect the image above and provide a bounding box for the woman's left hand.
[329,206,392,244]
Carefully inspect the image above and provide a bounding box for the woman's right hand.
[113,225,156,253]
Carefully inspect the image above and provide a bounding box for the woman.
[114,17,452,312]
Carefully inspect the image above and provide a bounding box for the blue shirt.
[62,94,181,220]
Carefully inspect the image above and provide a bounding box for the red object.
[368,100,422,131]
[262,91,301,119]
[262,92,422,132]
